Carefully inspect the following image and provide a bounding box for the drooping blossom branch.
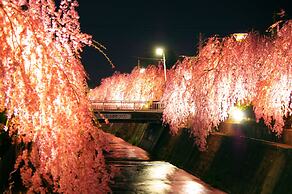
[89,65,166,102]
[0,1,110,193]
[162,21,291,150]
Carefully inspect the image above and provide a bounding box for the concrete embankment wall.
[101,122,292,194]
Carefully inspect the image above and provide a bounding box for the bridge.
[91,100,164,122]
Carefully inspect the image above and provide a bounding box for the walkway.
[103,133,226,194]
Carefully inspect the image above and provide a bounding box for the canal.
[104,133,225,194]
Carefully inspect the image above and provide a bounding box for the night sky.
[77,0,291,88]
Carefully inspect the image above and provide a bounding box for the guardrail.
[91,100,164,112]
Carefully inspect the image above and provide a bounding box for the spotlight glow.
[229,107,245,123]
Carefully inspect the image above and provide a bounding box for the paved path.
[103,133,226,194]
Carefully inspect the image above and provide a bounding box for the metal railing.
[91,100,164,112]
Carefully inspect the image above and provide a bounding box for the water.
[104,133,225,194]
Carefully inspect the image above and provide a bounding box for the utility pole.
[198,32,203,53]
[137,58,141,68]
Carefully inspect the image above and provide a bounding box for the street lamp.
[155,47,167,82]
[232,33,248,42]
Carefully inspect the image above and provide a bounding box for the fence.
[91,100,164,112]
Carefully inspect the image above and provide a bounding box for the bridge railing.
[91,100,164,112]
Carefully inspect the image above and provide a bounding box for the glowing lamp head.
[139,68,146,73]
[155,47,164,56]
[229,107,245,123]
[233,33,248,42]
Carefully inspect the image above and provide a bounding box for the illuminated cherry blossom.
[89,65,166,102]
[0,1,110,193]
[89,22,291,150]
[162,21,291,149]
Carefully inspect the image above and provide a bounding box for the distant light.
[155,47,164,56]
[143,103,149,109]
[139,68,146,73]
[229,107,245,123]
[233,33,248,42]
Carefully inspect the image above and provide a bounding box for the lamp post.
[155,47,167,82]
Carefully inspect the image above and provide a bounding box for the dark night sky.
[77,0,291,88]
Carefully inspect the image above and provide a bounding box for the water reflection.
[146,162,176,180]
[110,161,225,194]
[184,181,205,193]
[104,132,225,193]
[145,180,171,193]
